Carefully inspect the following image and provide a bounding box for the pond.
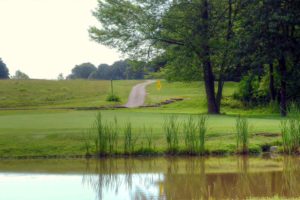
[0,156,299,200]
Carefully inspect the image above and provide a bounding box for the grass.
[0,79,141,108]
[0,79,290,158]
[0,109,283,158]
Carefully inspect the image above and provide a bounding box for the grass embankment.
[0,80,285,158]
[0,79,141,109]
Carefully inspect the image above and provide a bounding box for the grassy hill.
[0,79,142,109]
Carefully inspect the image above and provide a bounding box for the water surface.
[0,156,299,199]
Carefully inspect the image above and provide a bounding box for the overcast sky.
[0,0,121,79]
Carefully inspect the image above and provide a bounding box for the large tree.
[89,0,240,114]
[0,58,9,79]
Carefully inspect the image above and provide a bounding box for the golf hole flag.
[157,80,162,91]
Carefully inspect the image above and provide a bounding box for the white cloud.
[0,0,121,79]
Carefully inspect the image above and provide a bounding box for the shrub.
[233,73,269,106]
[106,93,120,102]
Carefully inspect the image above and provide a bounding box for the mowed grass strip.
[0,79,142,108]
[0,110,282,158]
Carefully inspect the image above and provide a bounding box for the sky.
[0,0,121,79]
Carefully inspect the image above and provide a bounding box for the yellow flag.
[156,80,162,91]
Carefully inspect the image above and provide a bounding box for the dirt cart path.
[125,80,155,108]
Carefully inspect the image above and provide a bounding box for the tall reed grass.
[236,116,249,153]
[92,112,119,156]
[198,115,207,154]
[164,115,179,153]
[281,103,300,154]
[183,116,197,154]
[144,126,154,150]
[94,112,107,155]
[124,122,138,154]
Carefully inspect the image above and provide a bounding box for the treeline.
[0,58,30,80]
[67,60,151,80]
[89,0,300,116]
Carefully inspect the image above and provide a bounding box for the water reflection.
[1,156,300,199]
[82,157,300,200]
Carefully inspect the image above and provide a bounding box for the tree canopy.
[67,63,97,79]
[0,58,9,79]
[67,60,145,80]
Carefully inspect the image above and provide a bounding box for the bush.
[106,93,120,102]
[233,73,269,106]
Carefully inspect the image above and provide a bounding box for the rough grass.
[0,79,141,108]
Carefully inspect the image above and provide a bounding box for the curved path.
[125,80,155,108]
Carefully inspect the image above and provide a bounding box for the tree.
[237,0,300,116]
[57,73,64,80]
[67,63,97,79]
[88,64,111,80]
[0,58,9,79]
[89,0,241,114]
[12,70,30,80]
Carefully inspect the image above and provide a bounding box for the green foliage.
[233,73,268,106]
[106,93,120,102]
[236,116,249,153]
[88,60,146,80]
[0,58,9,79]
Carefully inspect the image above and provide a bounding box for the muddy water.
[0,156,299,200]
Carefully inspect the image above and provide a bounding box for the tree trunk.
[201,0,219,114]
[269,62,276,101]
[279,56,287,116]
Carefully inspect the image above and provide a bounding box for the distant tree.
[57,73,64,80]
[68,63,97,79]
[88,64,111,80]
[0,58,9,79]
[110,60,128,80]
[88,60,146,80]
[11,70,30,80]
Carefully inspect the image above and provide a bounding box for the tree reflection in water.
[82,157,300,200]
